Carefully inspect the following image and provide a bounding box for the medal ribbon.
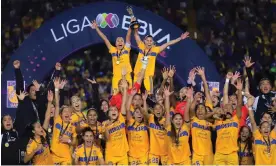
[116,49,123,62]
[59,122,70,137]
[238,141,248,164]
[263,136,271,154]
[84,144,93,165]
[143,48,152,59]
[175,127,181,145]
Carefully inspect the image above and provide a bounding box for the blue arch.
[1,1,221,116]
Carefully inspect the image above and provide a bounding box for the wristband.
[242,91,245,95]
[55,88,59,92]
[226,79,230,83]
[248,107,253,111]
[142,63,147,69]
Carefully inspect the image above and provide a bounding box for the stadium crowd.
[2,0,276,165]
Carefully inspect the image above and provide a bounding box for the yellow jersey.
[51,116,77,159]
[148,114,167,156]
[103,113,129,157]
[238,142,254,165]
[191,117,213,155]
[134,41,160,76]
[214,115,239,154]
[166,124,191,163]
[253,129,276,165]
[74,144,103,165]
[71,111,87,126]
[127,118,149,158]
[109,45,132,76]
[26,138,53,165]
[80,122,103,146]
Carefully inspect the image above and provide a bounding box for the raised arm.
[187,68,197,87]
[13,60,24,94]
[91,20,112,49]
[248,107,257,132]
[126,89,137,121]
[120,79,128,116]
[160,67,169,92]
[87,78,100,108]
[53,78,60,118]
[223,72,233,105]
[164,86,174,127]
[243,56,257,96]
[159,32,189,52]
[134,29,142,45]
[126,26,132,45]
[190,92,201,118]
[142,92,150,121]
[196,67,212,106]
[184,88,193,126]
[235,79,243,120]
[168,66,176,107]
[43,90,53,130]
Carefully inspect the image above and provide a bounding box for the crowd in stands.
[1,0,276,165]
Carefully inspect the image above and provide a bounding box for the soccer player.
[213,79,243,165]
[164,86,192,165]
[79,108,103,147]
[248,102,276,164]
[102,104,129,165]
[133,28,189,94]
[71,95,87,126]
[24,91,54,165]
[102,78,131,165]
[91,19,133,94]
[238,126,254,165]
[73,127,105,165]
[190,103,214,165]
[51,78,77,165]
[124,88,149,165]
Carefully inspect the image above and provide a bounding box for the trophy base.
[130,21,140,29]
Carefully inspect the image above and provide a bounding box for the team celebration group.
[1,17,276,165]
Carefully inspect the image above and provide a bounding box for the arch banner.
[1,1,221,116]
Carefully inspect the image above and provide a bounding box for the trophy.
[126,6,140,29]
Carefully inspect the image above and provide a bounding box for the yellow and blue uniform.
[214,115,240,165]
[148,114,168,165]
[127,118,149,165]
[134,41,160,93]
[71,111,87,127]
[191,117,214,165]
[253,129,276,165]
[238,142,254,165]
[51,116,77,165]
[74,144,103,165]
[109,45,132,92]
[80,122,103,147]
[103,113,129,165]
[166,124,191,165]
[26,138,53,165]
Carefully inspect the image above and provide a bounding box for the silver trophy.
[126,6,140,29]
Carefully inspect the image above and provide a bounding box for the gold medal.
[48,128,52,133]
[116,61,120,65]
[5,142,9,147]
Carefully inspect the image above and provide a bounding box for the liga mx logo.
[96,13,119,28]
